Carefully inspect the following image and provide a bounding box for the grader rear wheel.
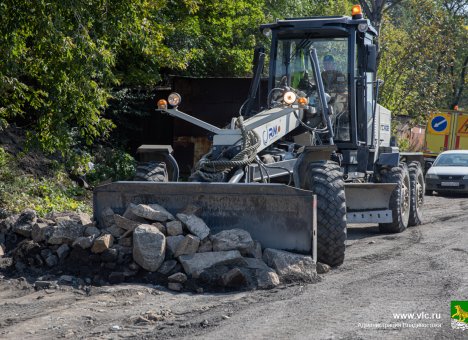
[408,161,424,226]
[378,163,411,233]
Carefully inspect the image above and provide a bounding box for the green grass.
[0,147,92,217]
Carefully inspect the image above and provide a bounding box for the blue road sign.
[431,115,448,132]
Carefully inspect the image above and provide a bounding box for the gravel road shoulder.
[1,195,467,339]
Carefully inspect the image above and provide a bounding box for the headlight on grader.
[157,99,168,110]
[283,91,297,105]
[168,92,182,107]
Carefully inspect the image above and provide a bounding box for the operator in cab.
[321,55,347,93]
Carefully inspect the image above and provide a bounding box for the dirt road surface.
[1,195,467,339]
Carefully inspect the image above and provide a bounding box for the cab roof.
[260,16,378,37]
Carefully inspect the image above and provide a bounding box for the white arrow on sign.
[434,119,447,128]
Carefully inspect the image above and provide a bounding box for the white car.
[425,150,468,195]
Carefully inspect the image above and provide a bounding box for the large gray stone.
[123,204,148,223]
[174,234,200,257]
[17,209,37,225]
[72,236,95,249]
[198,238,213,253]
[45,255,59,267]
[176,214,210,240]
[12,209,36,237]
[178,251,246,278]
[242,257,280,289]
[75,212,92,226]
[56,244,70,260]
[244,240,262,259]
[113,214,140,231]
[157,260,178,275]
[91,234,114,253]
[256,269,280,289]
[132,224,165,272]
[100,207,115,229]
[31,223,54,242]
[148,204,175,220]
[221,268,247,287]
[13,223,33,238]
[84,226,101,237]
[211,229,254,254]
[105,225,125,238]
[47,219,85,245]
[152,222,167,235]
[242,257,271,270]
[131,204,173,222]
[166,235,185,258]
[0,214,19,233]
[118,237,132,247]
[166,221,183,236]
[168,272,187,283]
[262,248,316,282]
[101,248,118,263]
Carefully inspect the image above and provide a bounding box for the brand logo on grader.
[263,125,281,145]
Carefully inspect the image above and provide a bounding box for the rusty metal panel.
[94,182,316,254]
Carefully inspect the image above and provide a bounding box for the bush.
[0,148,91,216]
[86,147,136,186]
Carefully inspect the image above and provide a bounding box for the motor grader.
[94,6,425,267]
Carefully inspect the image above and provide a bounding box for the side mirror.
[425,161,433,170]
[365,45,377,72]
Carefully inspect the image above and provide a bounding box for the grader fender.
[344,183,397,223]
[93,182,317,254]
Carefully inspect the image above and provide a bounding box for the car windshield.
[433,153,468,167]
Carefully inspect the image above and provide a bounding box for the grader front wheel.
[303,161,347,267]
[134,161,169,182]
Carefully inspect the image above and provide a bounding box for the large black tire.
[378,163,411,233]
[408,161,424,226]
[303,161,347,267]
[134,161,168,182]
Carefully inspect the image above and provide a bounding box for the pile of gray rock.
[0,204,319,291]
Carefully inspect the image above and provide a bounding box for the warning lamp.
[157,99,168,110]
[297,97,308,107]
[352,4,363,19]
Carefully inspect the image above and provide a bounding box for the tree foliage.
[378,0,467,120]
[0,0,466,157]
[0,0,195,154]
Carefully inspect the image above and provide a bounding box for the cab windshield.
[273,37,350,141]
